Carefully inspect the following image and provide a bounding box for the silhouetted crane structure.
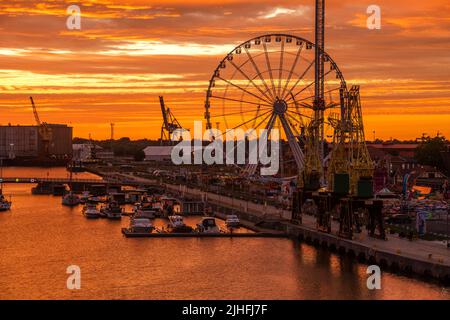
[29,96,52,158]
[159,96,185,145]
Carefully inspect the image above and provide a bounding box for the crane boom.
[30,96,41,126]
[29,96,52,157]
[159,96,187,145]
[159,96,170,131]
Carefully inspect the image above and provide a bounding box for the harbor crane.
[29,96,52,158]
[159,96,186,145]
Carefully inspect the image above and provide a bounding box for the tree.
[414,136,447,170]
[133,149,145,161]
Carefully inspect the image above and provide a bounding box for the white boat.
[129,217,154,233]
[88,196,103,203]
[134,202,157,219]
[168,215,193,233]
[62,192,80,207]
[82,203,100,219]
[101,201,122,220]
[225,214,240,228]
[196,217,220,233]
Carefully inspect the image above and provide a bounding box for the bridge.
[0,177,104,184]
[0,175,158,188]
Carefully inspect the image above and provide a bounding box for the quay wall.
[164,183,450,283]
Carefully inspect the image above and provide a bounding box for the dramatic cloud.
[0,0,448,139]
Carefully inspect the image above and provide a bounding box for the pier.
[163,182,450,283]
[121,228,286,238]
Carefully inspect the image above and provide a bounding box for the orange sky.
[0,0,449,140]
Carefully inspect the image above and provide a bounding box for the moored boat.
[134,202,157,219]
[62,192,80,207]
[0,194,11,211]
[82,203,100,219]
[225,214,240,228]
[128,217,154,233]
[196,217,220,233]
[167,215,193,233]
[101,200,123,220]
[87,195,103,203]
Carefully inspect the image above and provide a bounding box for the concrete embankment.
[164,183,450,284]
[81,170,450,284]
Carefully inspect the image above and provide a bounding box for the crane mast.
[29,96,52,158]
[303,0,326,189]
[314,0,325,171]
[159,96,186,145]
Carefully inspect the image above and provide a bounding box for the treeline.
[72,137,162,160]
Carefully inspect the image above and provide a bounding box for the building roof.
[143,146,173,156]
[366,143,418,150]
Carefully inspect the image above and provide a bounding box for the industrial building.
[0,124,72,159]
[143,146,173,162]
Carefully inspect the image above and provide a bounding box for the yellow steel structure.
[302,120,323,189]
[327,85,373,194]
[29,97,53,158]
[347,85,374,194]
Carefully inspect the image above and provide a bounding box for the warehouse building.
[0,124,72,159]
[143,146,173,162]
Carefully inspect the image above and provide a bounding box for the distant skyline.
[0,0,449,139]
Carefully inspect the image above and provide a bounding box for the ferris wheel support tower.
[314,0,325,173]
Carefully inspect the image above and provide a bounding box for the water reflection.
[0,168,448,299]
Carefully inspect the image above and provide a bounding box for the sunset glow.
[1,0,449,139]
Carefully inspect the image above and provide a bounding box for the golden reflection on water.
[0,168,448,300]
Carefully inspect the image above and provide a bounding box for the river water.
[0,167,448,300]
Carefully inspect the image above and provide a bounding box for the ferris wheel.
[204,33,347,176]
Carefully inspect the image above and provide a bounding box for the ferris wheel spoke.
[288,109,333,126]
[209,107,271,119]
[277,40,285,97]
[285,111,307,127]
[289,92,314,111]
[288,68,334,102]
[294,86,341,103]
[242,112,276,176]
[282,59,314,101]
[212,109,272,140]
[253,110,273,130]
[223,111,273,165]
[228,59,273,103]
[287,110,314,122]
[217,76,273,106]
[210,95,272,108]
[262,41,277,98]
[251,104,262,128]
[284,113,302,138]
[244,47,275,101]
[280,44,303,99]
[279,114,305,169]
